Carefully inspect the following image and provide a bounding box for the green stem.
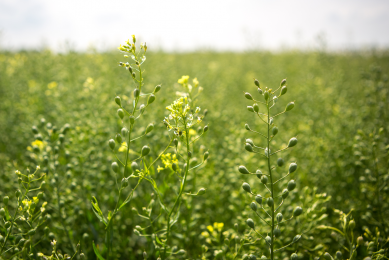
[372,144,387,236]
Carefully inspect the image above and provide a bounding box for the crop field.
[0,39,388,259]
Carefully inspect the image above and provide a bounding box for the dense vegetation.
[0,41,388,259]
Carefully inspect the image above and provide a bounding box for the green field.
[0,46,388,259]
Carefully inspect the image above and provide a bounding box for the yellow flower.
[178,75,190,85]
[214,222,224,232]
[47,81,57,89]
[193,77,199,87]
[206,225,214,233]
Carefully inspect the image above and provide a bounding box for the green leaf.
[92,241,105,260]
[91,196,107,226]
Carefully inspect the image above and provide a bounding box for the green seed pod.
[258,88,263,94]
[242,254,249,260]
[109,139,115,150]
[203,125,209,133]
[245,143,253,152]
[261,256,266,260]
[121,127,128,138]
[261,175,268,185]
[293,206,303,217]
[255,195,262,205]
[287,180,296,191]
[289,163,297,173]
[115,96,121,106]
[336,251,342,260]
[0,208,5,217]
[265,235,271,245]
[253,103,259,112]
[264,91,269,101]
[245,92,253,100]
[145,123,154,134]
[282,189,289,199]
[245,124,251,131]
[246,218,255,229]
[272,126,278,136]
[59,134,65,143]
[285,102,295,111]
[254,79,260,87]
[0,235,4,243]
[288,137,298,147]
[122,178,129,187]
[197,188,206,195]
[267,197,274,207]
[15,189,21,198]
[141,145,150,157]
[173,139,178,146]
[188,151,192,158]
[349,220,355,230]
[242,182,251,193]
[131,162,139,172]
[117,109,124,119]
[37,192,43,200]
[203,151,209,160]
[132,72,136,78]
[154,85,161,93]
[143,251,147,259]
[250,202,257,211]
[276,213,283,222]
[292,234,301,242]
[18,238,26,246]
[46,214,51,222]
[134,88,140,98]
[128,66,133,73]
[291,253,298,260]
[172,163,177,171]
[139,104,145,114]
[247,106,254,112]
[147,94,156,104]
[32,126,39,134]
[129,116,135,125]
[111,162,119,173]
[3,196,9,206]
[238,165,250,174]
[5,222,11,228]
[280,79,287,86]
[277,158,284,167]
[246,139,254,146]
[357,236,364,246]
[27,229,36,235]
[249,255,257,260]
[35,133,43,141]
[281,86,287,95]
[116,134,122,144]
[24,239,31,248]
[324,253,334,260]
[256,169,262,176]
[274,227,281,238]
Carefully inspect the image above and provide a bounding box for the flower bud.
[281,86,287,96]
[129,116,135,125]
[261,175,268,185]
[293,206,303,217]
[115,96,121,106]
[154,85,161,93]
[289,163,297,173]
[274,227,281,237]
[288,137,298,147]
[250,202,257,211]
[147,94,156,105]
[291,253,298,260]
[349,220,355,230]
[247,106,254,112]
[245,143,253,152]
[272,127,278,136]
[141,146,150,157]
[203,125,209,133]
[242,182,251,193]
[324,253,333,260]
[131,162,139,172]
[116,134,122,144]
[109,139,115,150]
[276,213,283,222]
[238,165,250,174]
[245,92,253,100]
[285,102,294,111]
[245,124,251,131]
[267,197,274,207]
[111,162,119,173]
[254,79,260,87]
[282,189,289,199]
[197,188,206,195]
[203,151,209,160]
[246,218,255,229]
[3,196,9,206]
[121,127,129,138]
[145,123,154,134]
[134,88,140,98]
[287,179,296,191]
[357,236,364,246]
[277,158,284,167]
[253,103,259,112]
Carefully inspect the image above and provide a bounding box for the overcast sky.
[1,0,389,51]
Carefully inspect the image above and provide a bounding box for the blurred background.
[1,0,389,52]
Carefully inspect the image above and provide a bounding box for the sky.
[1,0,389,52]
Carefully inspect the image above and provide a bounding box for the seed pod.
[32,126,39,134]
[245,124,251,131]
[349,220,355,230]
[282,189,289,199]
[293,206,303,217]
[255,195,262,205]
[287,180,296,191]
[172,163,177,171]
[203,151,209,160]
[280,79,286,86]
[256,169,262,176]
[272,127,278,136]
[0,208,5,217]
[134,88,140,98]
[250,202,257,211]
[243,254,249,260]
[324,253,334,260]
[129,116,135,125]
[116,134,122,144]
[277,158,284,167]
[289,163,297,173]
[37,192,44,199]
[15,190,21,198]
[115,96,121,106]
[141,146,150,157]
[111,162,119,173]
[131,162,139,172]
[203,125,209,133]
[197,188,206,195]
[274,227,281,238]
[245,92,253,100]
[265,235,271,245]
[246,139,254,146]
[357,236,364,246]
[121,127,129,138]
[5,222,11,228]
[109,139,115,150]
[139,104,145,114]
[291,253,298,260]
[247,106,254,112]
[122,178,129,187]
[267,197,274,207]
[3,196,9,206]
[336,251,342,260]
[260,256,266,260]
[293,234,301,243]
[254,79,260,87]
[285,102,295,111]
[245,143,253,152]
[154,85,161,93]
[145,123,154,134]
[173,139,178,146]
[261,175,268,185]
[276,213,283,222]
[117,109,124,119]
[246,218,255,229]
[288,137,298,147]
[264,91,269,101]
[249,255,257,260]
[132,72,136,78]
[242,182,251,193]
[258,88,263,94]
[147,94,156,104]
[27,229,36,235]
[253,103,259,112]
[238,165,250,174]
[281,86,287,95]
[0,235,4,243]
